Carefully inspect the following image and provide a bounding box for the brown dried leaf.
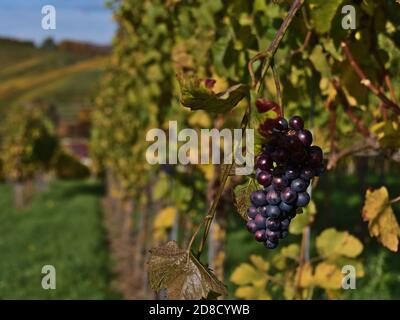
[148,241,227,300]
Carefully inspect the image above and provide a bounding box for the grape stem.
[248,0,304,90]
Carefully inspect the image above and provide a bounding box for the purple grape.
[264,239,279,249]
[266,190,281,205]
[279,201,294,213]
[281,187,297,204]
[246,220,258,233]
[257,170,272,186]
[315,164,325,176]
[297,129,313,147]
[266,229,280,241]
[289,115,304,130]
[280,219,290,229]
[247,206,258,219]
[254,214,266,229]
[271,148,288,164]
[256,154,272,171]
[266,218,280,231]
[296,192,310,207]
[266,205,281,218]
[308,146,323,167]
[250,190,267,206]
[300,168,315,180]
[272,176,288,191]
[255,229,266,242]
[258,206,268,217]
[284,167,299,180]
[286,135,303,151]
[291,178,309,192]
[275,117,288,132]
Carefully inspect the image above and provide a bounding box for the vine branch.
[248,0,304,90]
[340,41,400,116]
[194,0,304,260]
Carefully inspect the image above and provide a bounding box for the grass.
[0,180,119,299]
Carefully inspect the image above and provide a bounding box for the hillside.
[0,38,109,121]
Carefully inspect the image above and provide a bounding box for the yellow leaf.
[313,262,342,290]
[298,262,314,288]
[230,263,267,286]
[316,228,363,258]
[362,187,400,252]
[153,207,177,241]
[234,285,271,300]
[280,244,300,260]
[249,255,270,272]
[188,110,211,128]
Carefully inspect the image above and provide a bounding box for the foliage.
[51,150,91,180]
[1,102,59,181]
[90,0,400,300]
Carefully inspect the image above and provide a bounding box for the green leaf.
[316,228,363,259]
[148,241,227,299]
[309,45,331,77]
[309,0,343,34]
[178,74,248,113]
[233,177,258,221]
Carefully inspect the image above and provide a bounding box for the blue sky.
[0,0,116,45]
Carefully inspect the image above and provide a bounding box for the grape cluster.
[246,109,325,249]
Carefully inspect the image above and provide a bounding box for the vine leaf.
[233,177,258,221]
[313,262,343,290]
[308,0,344,34]
[148,241,227,300]
[316,228,363,258]
[370,119,400,149]
[362,187,400,252]
[289,200,316,235]
[177,74,248,113]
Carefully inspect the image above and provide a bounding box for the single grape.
[308,145,323,167]
[254,214,266,229]
[284,167,299,180]
[296,192,310,207]
[266,205,281,218]
[256,154,272,171]
[280,219,290,229]
[266,218,280,231]
[297,129,313,147]
[255,229,266,242]
[279,201,294,213]
[275,117,288,132]
[266,189,281,205]
[281,187,297,204]
[266,229,280,241]
[300,168,315,180]
[250,190,267,206]
[257,170,273,187]
[256,206,267,217]
[289,115,304,130]
[246,220,258,233]
[264,239,279,249]
[272,176,288,191]
[247,206,258,219]
[291,178,309,192]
